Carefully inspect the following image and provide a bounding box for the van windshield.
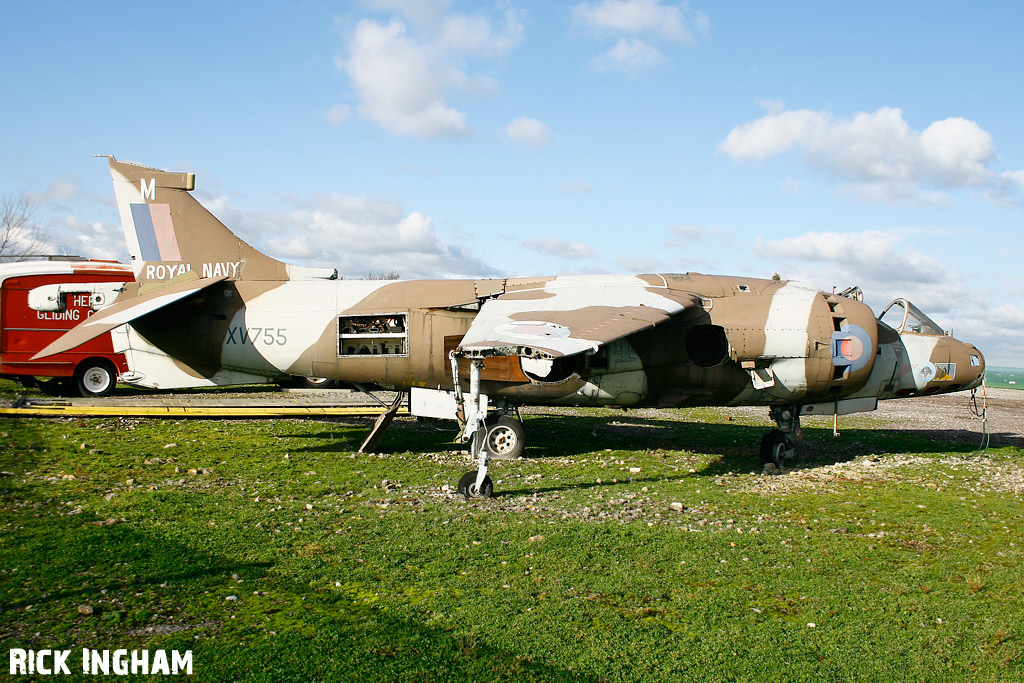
[878,299,945,335]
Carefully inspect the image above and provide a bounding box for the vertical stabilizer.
[105,156,336,284]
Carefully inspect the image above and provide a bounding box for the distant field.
[1,380,1022,682]
[986,366,1024,389]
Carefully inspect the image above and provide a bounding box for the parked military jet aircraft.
[37,157,986,497]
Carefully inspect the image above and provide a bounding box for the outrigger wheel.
[457,471,494,499]
[759,429,795,469]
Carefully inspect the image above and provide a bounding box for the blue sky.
[2,1,1023,366]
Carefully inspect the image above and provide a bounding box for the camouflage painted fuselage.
[125,272,985,411]
[39,157,985,417]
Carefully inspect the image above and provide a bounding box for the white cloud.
[196,191,246,232]
[236,193,499,279]
[505,116,554,148]
[719,108,826,160]
[949,304,1024,368]
[437,12,524,56]
[753,229,979,333]
[18,174,123,259]
[1000,169,1024,190]
[573,0,708,42]
[720,104,1024,203]
[63,217,127,261]
[37,213,126,262]
[390,164,439,176]
[361,0,453,27]
[573,1,709,72]
[342,19,468,138]
[324,104,352,126]
[757,229,946,288]
[664,224,730,247]
[993,169,1024,206]
[2,222,55,259]
[557,180,594,194]
[46,178,80,201]
[667,224,707,242]
[590,38,666,72]
[616,256,667,271]
[339,7,525,138]
[521,237,596,259]
[26,174,113,214]
[754,230,1024,365]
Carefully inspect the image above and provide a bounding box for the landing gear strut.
[762,406,799,469]
[454,357,495,499]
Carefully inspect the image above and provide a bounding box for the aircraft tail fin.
[105,156,336,284]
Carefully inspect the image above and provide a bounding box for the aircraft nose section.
[958,341,986,389]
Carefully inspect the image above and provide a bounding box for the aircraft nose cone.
[961,342,986,389]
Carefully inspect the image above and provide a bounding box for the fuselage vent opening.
[686,325,730,368]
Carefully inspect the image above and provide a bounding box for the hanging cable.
[967,377,990,455]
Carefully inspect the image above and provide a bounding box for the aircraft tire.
[485,415,526,460]
[457,471,494,499]
[73,359,118,398]
[759,429,792,468]
[289,376,339,389]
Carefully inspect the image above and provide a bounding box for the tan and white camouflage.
[36,158,986,496]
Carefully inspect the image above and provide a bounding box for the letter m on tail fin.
[141,177,156,201]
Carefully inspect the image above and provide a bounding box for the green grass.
[1,380,1021,682]
[985,367,1024,390]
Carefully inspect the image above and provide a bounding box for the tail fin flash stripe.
[131,203,181,261]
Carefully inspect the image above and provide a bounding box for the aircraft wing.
[32,275,229,360]
[457,275,698,359]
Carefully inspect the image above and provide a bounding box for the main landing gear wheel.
[759,429,794,469]
[73,359,118,398]
[484,415,525,460]
[457,471,494,499]
[292,376,338,389]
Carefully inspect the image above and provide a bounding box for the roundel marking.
[830,323,872,373]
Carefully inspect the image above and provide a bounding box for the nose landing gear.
[760,429,795,469]
[457,460,494,499]
[453,357,505,499]
[762,406,800,469]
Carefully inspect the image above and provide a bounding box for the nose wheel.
[457,471,494,498]
[759,429,795,469]
[762,406,800,470]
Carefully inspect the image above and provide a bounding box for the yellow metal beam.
[0,406,410,418]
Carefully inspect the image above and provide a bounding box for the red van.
[0,259,133,396]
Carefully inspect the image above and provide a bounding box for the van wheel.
[73,359,118,397]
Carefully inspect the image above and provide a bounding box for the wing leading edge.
[32,275,229,360]
[457,275,698,359]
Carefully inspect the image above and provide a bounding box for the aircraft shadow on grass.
[286,411,991,486]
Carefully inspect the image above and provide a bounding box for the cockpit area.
[878,299,946,336]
